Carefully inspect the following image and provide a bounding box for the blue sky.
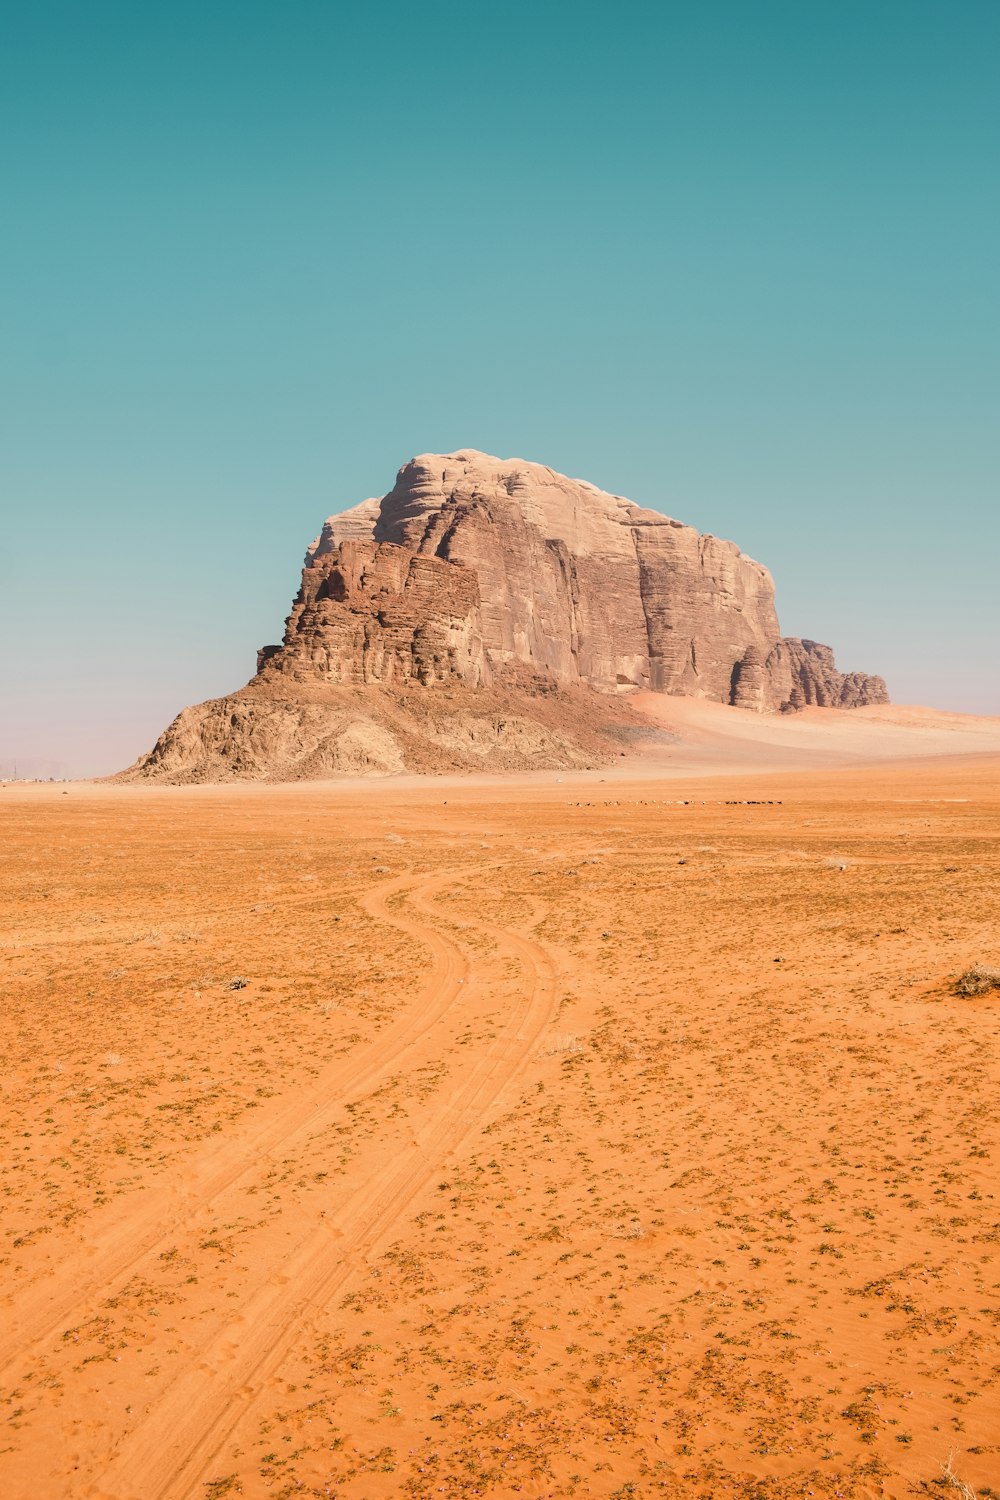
[2,0,998,776]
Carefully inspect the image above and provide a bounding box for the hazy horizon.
[3,1,998,779]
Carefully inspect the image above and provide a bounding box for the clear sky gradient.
[2,1,998,777]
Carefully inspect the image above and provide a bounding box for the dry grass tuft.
[939,1449,977,1499]
[953,965,1000,998]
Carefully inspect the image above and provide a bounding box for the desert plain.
[2,706,1000,1500]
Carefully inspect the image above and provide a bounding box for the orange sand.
[2,751,999,1498]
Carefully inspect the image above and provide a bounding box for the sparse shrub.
[612,1218,646,1239]
[203,1478,242,1499]
[939,1449,978,1499]
[226,976,249,990]
[954,965,1000,998]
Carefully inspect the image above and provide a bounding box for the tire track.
[89,879,559,1500]
[0,870,470,1381]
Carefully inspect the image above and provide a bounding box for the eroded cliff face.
[259,539,489,690]
[126,449,888,782]
[263,450,886,713]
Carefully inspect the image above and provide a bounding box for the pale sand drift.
[621,696,1000,777]
[1,722,999,1498]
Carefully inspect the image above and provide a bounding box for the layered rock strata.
[262,450,886,713]
[127,449,887,781]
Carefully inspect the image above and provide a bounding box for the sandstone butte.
[128,450,888,781]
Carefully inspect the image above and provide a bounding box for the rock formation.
[126,449,887,780]
[262,450,885,710]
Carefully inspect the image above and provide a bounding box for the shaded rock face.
[262,539,488,690]
[266,450,886,713]
[765,638,889,711]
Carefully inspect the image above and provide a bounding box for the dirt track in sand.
[2,755,999,1499]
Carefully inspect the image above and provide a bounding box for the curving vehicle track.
[90,875,558,1499]
[0,872,467,1379]
[2,866,559,1499]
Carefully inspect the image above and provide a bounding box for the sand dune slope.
[626,696,1000,775]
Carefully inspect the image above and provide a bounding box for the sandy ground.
[624,697,1000,777]
[2,713,1000,1498]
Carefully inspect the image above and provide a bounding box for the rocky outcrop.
[763,638,888,711]
[126,680,644,783]
[263,450,885,713]
[126,449,887,781]
[730,644,768,712]
[260,539,489,690]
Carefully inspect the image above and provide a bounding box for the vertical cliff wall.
[264,449,886,713]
